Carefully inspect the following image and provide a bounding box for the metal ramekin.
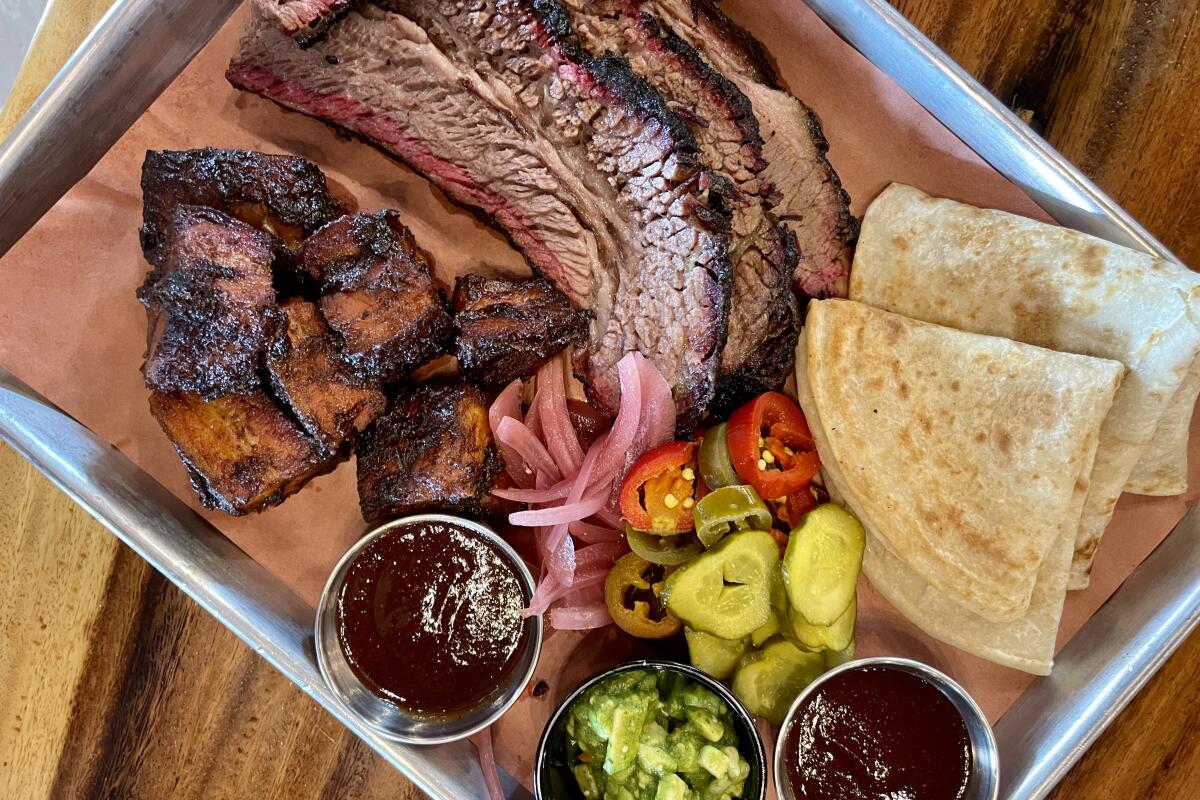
[774,656,1000,800]
[533,659,767,800]
[314,513,543,745]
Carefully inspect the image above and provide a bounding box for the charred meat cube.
[149,389,335,515]
[266,298,386,452]
[295,211,453,382]
[140,147,345,259]
[138,205,281,400]
[451,274,589,388]
[356,383,515,523]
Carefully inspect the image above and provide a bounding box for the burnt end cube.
[294,211,454,382]
[266,298,387,453]
[149,389,336,515]
[452,274,589,387]
[138,205,281,400]
[356,383,517,523]
[140,147,345,259]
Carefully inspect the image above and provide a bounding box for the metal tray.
[1,1,1198,797]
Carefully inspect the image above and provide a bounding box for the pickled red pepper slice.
[726,392,820,500]
[619,440,701,533]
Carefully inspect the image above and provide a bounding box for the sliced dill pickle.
[731,638,825,724]
[786,593,856,652]
[750,613,780,647]
[663,530,778,640]
[782,504,865,626]
[824,638,856,670]
[685,628,748,680]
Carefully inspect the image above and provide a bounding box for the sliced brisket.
[227,0,732,429]
[562,0,798,410]
[650,0,856,299]
[253,0,363,46]
[138,205,282,400]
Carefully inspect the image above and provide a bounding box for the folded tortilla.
[851,184,1200,587]
[1128,360,1200,496]
[797,300,1122,629]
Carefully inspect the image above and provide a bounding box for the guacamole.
[564,669,752,800]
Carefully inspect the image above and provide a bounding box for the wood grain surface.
[2,0,1199,798]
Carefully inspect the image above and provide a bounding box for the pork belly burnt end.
[651,0,857,299]
[451,274,589,387]
[140,147,345,259]
[356,383,515,522]
[253,0,362,46]
[293,211,453,382]
[564,0,798,411]
[149,389,334,514]
[266,298,387,452]
[138,205,281,400]
[226,0,733,430]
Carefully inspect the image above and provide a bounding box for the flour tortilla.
[851,184,1200,587]
[798,300,1122,624]
[1128,360,1200,496]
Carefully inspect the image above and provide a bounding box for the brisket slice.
[563,0,798,411]
[140,148,345,260]
[649,0,856,300]
[253,0,363,46]
[138,205,282,400]
[227,0,732,430]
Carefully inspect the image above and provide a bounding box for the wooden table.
[3,1,1199,797]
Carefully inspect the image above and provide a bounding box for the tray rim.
[2,1,1198,798]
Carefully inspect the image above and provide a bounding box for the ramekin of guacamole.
[534,661,766,800]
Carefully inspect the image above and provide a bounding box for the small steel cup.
[774,656,1000,800]
[314,513,542,745]
[533,659,767,800]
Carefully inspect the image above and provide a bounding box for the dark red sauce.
[336,519,530,716]
[784,666,972,800]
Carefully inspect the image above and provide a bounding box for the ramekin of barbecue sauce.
[315,514,541,744]
[775,658,999,800]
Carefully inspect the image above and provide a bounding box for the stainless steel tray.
[1,1,1198,798]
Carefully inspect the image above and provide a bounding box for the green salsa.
[564,669,752,800]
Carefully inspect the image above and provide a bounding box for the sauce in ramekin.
[335,518,529,716]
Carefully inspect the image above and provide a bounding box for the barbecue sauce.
[336,519,530,716]
[784,666,972,800]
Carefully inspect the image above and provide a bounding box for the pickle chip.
[731,638,825,724]
[782,504,865,626]
[663,529,778,640]
[786,593,856,652]
[684,628,748,680]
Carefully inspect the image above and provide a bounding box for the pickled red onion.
[488,380,530,488]
[486,351,675,631]
[549,603,614,630]
[495,417,560,482]
[474,728,505,800]
[569,520,623,543]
